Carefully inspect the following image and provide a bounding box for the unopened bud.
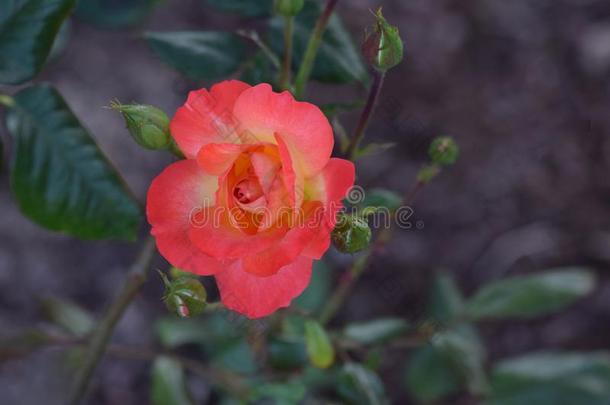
[362,8,404,72]
[428,136,459,167]
[274,0,304,17]
[111,101,171,150]
[159,271,207,318]
[332,214,372,254]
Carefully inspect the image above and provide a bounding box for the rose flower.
[147,81,355,318]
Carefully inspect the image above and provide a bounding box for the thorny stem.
[68,237,157,405]
[319,181,426,325]
[294,0,340,99]
[279,16,295,90]
[346,70,386,160]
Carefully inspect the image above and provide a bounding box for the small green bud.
[159,271,207,318]
[332,214,372,254]
[111,101,171,150]
[417,163,441,184]
[274,0,304,17]
[428,136,459,167]
[362,8,404,72]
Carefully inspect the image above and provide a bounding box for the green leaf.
[269,0,368,84]
[0,0,76,84]
[268,336,307,371]
[240,51,275,86]
[337,363,388,405]
[204,0,273,17]
[354,142,396,160]
[465,268,596,321]
[431,324,488,395]
[427,272,465,325]
[76,0,160,29]
[294,260,332,314]
[343,318,409,345]
[250,380,306,405]
[489,352,610,405]
[151,356,193,405]
[405,345,460,402]
[155,317,209,349]
[359,188,403,212]
[145,31,245,81]
[211,338,257,374]
[41,297,94,337]
[5,84,142,240]
[304,320,335,369]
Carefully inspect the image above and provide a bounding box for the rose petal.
[197,143,248,176]
[147,160,225,275]
[216,256,313,318]
[233,83,333,177]
[170,80,250,158]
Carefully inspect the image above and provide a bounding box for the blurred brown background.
[1,0,610,403]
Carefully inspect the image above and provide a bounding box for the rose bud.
[362,8,404,72]
[111,101,171,151]
[332,213,372,254]
[274,0,305,17]
[159,271,207,318]
[428,136,459,167]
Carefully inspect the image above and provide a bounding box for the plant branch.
[236,29,281,69]
[279,16,295,90]
[294,0,339,99]
[346,70,386,160]
[68,236,157,405]
[319,181,426,325]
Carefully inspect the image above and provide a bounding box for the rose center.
[233,178,264,204]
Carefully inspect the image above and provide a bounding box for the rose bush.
[147,80,355,318]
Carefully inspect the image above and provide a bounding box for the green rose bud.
[362,8,404,72]
[111,101,171,150]
[159,271,207,318]
[428,136,459,167]
[274,0,304,17]
[332,213,372,254]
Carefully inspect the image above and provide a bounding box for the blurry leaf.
[269,0,368,84]
[240,51,275,86]
[465,268,596,321]
[305,320,335,369]
[204,0,273,17]
[49,19,71,61]
[359,188,403,212]
[211,338,257,374]
[294,261,332,314]
[427,272,465,325]
[282,314,307,337]
[155,317,209,348]
[250,380,306,405]
[364,347,384,371]
[0,0,76,84]
[76,0,160,29]
[151,356,193,405]
[431,324,488,395]
[405,345,460,402]
[320,100,365,118]
[354,143,396,160]
[489,352,610,405]
[268,336,307,371]
[41,297,94,337]
[337,363,388,405]
[5,84,142,240]
[145,31,245,81]
[343,318,409,345]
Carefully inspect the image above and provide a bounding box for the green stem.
[279,16,295,90]
[346,70,386,160]
[319,181,425,325]
[236,29,281,69]
[294,0,339,99]
[68,237,156,405]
